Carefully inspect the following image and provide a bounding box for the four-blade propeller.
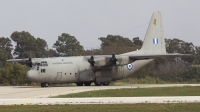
[88,55,95,66]
[25,57,33,67]
[88,54,118,66]
[110,54,117,64]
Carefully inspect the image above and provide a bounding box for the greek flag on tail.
[153,38,158,44]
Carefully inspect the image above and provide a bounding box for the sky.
[0,0,200,50]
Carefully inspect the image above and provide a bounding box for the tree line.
[0,31,199,85]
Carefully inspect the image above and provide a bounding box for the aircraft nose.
[26,70,38,81]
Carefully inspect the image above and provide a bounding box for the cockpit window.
[37,63,40,66]
[40,61,48,66]
[31,63,40,70]
[33,61,48,70]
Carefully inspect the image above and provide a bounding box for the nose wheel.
[41,82,48,87]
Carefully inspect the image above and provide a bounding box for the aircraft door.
[75,64,80,80]
[55,72,62,81]
[50,61,63,82]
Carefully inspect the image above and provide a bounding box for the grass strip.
[52,86,200,98]
[1,103,200,112]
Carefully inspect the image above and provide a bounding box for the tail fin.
[141,11,166,54]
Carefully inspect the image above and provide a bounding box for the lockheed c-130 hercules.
[7,11,189,87]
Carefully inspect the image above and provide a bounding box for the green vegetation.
[0,103,200,112]
[98,35,142,54]
[0,62,32,86]
[112,77,168,85]
[0,37,13,67]
[111,77,200,85]
[11,31,48,58]
[52,86,200,98]
[53,33,84,56]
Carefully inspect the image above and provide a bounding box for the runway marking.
[0,88,42,97]
[21,88,80,99]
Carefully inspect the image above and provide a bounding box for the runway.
[1,96,200,105]
[0,84,200,105]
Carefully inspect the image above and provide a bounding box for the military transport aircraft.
[7,11,188,87]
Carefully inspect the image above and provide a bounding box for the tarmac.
[0,84,200,105]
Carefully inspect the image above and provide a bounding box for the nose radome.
[26,71,31,79]
[26,70,38,81]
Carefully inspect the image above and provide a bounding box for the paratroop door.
[55,72,62,81]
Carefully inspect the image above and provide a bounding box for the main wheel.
[41,82,44,87]
[44,82,49,87]
[41,82,48,87]
[76,82,83,86]
[102,82,110,86]
[84,82,91,86]
[94,82,101,86]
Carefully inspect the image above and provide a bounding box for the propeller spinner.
[26,57,33,67]
[88,55,95,66]
[110,54,117,64]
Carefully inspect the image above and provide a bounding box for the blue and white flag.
[153,38,158,44]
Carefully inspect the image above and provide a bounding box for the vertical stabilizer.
[141,11,166,54]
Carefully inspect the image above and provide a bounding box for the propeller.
[88,55,95,66]
[87,48,96,66]
[110,54,117,64]
[26,57,33,67]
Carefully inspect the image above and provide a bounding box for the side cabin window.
[41,69,46,73]
[41,61,48,66]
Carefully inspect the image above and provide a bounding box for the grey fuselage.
[26,56,152,84]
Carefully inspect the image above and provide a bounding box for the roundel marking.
[127,63,133,70]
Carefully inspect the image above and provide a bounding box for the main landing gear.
[76,82,83,86]
[41,82,48,87]
[76,82,92,86]
[76,82,110,86]
[94,82,110,86]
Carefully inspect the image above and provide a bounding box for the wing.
[6,59,28,62]
[85,53,190,67]
[129,53,190,60]
[6,58,43,67]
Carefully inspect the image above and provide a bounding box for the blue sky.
[0,0,199,50]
